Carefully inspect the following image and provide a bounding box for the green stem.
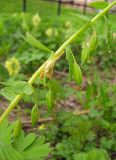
[0,1,115,123]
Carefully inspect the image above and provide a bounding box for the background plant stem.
[0,0,115,124]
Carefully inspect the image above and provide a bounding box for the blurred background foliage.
[0,0,116,159]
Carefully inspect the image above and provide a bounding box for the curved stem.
[0,1,115,123]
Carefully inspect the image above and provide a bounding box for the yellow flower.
[38,124,45,130]
[5,57,20,76]
[45,28,53,37]
[32,13,41,28]
[54,29,58,36]
[65,20,72,28]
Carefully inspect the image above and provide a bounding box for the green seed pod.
[46,90,54,112]
[81,42,89,65]
[73,60,82,86]
[13,119,22,138]
[31,104,39,126]
[88,30,97,55]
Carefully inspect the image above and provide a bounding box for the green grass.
[0,0,74,14]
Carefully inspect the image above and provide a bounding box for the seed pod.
[31,104,39,126]
[81,42,89,65]
[66,48,74,80]
[46,90,54,112]
[88,30,97,55]
[13,119,22,138]
[73,60,82,86]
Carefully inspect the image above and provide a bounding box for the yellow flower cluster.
[32,13,41,28]
[5,57,20,76]
[38,124,45,131]
[45,28,53,37]
[65,20,72,28]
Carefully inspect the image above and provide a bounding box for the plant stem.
[0,1,115,124]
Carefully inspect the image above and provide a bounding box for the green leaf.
[74,149,109,160]
[27,136,45,150]
[66,48,74,80]
[0,141,23,160]
[23,84,33,95]
[71,13,90,22]
[0,80,33,100]
[23,143,51,159]
[73,60,82,86]
[48,79,61,96]
[74,152,88,160]
[20,133,36,151]
[0,120,51,160]
[89,108,101,118]
[24,32,52,52]
[0,88,15,101]
[0,119,14,144]
[46,89,54,112]
[31,104,39,126]
[89,1,109,9]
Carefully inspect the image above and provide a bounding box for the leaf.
[0,141,23,160]
[0,119,14,144]
[74,149,109,160]
[48,79,61,96]
[24,32,52,52]
[89,1,109,9]
[73,60,82,86]
[23,84,33,95]
[0,120,50,160]
[26,136,45,150]
[74,152,88,160]
[89,108,101,118]
[46,89,54,112]
[31,104,39,126]
[13,119,22,139]
[66,48,74,80]
[19,133,36,151]
[0,88,15,101]
[0,80,33,100]
[23,143,51,159]
[71,13,90,22]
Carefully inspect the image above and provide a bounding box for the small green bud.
[13,119,22,138]
[81,42,89,65]
[46,90,54,112]
[31,104,39,126]
[73,60,82,86]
